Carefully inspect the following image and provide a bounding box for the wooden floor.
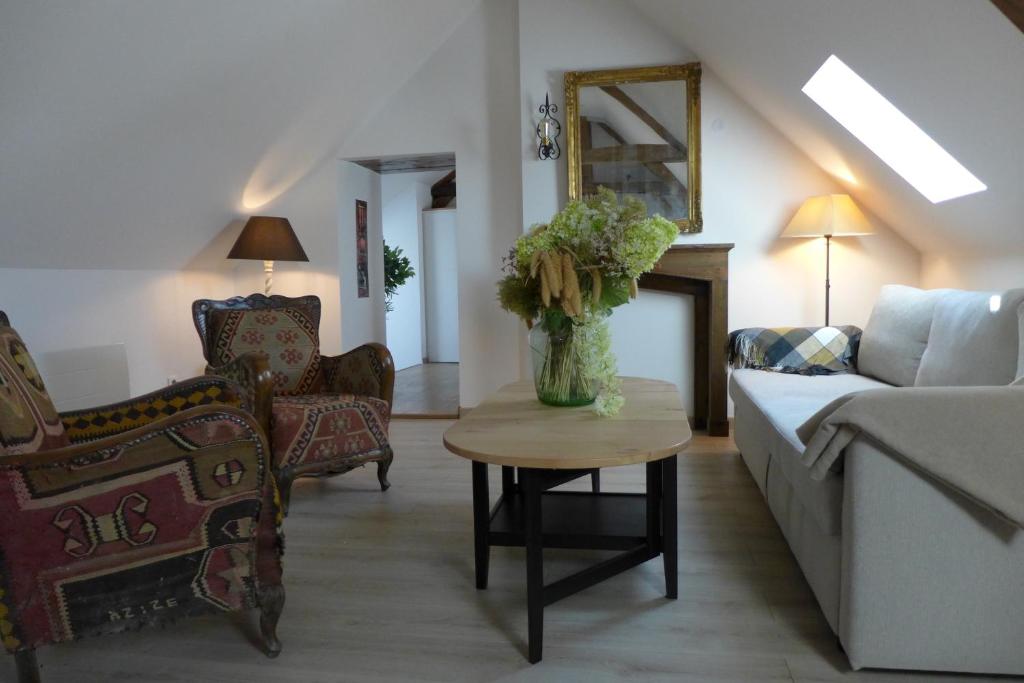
[31,421,1005,682]
[392,363,459,418]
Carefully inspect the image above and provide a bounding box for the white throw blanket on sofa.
[797,381,1024,528]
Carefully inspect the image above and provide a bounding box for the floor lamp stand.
[824,235,831,327]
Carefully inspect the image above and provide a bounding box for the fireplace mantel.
[640,243,733,437]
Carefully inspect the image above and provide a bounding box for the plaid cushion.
[729,326,861,376]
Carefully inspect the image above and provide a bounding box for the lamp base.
[264,260,274,296]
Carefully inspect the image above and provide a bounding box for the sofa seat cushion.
[0,324,70,455]
[730,369,889,535]
[271,394,390,469]
[915,288,1024,387]
[209,307,323,395]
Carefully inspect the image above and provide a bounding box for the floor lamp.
[782,194,874,326]
[228,216,309,295]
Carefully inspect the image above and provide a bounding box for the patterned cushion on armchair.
[271,395,390,469]
[209,307,323,395]
[0,323,69,455]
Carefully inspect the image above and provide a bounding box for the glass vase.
[529,321,598,407]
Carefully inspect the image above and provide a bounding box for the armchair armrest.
[728,325,861,375]
[0,405,283,650]
[206,351,274,439]
[61,374,250,445]
[321,343,395,407]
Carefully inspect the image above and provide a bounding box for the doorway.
[354,153,459,418]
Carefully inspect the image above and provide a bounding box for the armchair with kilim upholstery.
[0,312,285,683]
[191,294,395,512]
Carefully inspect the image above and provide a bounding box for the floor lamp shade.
[782,194,874,238]
[228,216,309,294]
[782,195,874,326]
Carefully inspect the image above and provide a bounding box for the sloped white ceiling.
[631,0,1024,256]
[0,0,479,269]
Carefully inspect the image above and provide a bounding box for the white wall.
[1,0,930,413]
[381,170,446,370]
[0,158,350,398]
[340,0,523,407]
[337,161,386,352]
[921,251,1024,291]
[518,0,921,413]
[422,209,461,363]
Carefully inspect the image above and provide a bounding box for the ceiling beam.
[583,144,686,164]
[599,85,687,153]
[992,0,1024,33]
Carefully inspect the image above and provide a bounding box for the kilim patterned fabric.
[271,395,390,469]
[0,321,70,455]
[0,408,282,651]
[321,346,387,399]
[61,377,247,444]
[729,326,862,375]
[209,307,322,395]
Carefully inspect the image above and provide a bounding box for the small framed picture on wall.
[355,199,369,298]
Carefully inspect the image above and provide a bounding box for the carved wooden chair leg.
[259,584,285,658]
[276,469,295,517]
[14,650,40,683]
[377,446,394,491]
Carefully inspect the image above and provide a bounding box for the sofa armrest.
[0,405,283,650]
[729,325,861,375]
[321,343,395,407]
[61,374,249,445]
[206,351,274,438]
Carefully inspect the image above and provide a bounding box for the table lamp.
[228,216,309,295]
[782,194,874,326]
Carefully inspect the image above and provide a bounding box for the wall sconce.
[536,93,561,160]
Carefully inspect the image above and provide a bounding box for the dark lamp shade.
[228,216,309,262]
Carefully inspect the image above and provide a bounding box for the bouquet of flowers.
[498,188,677,415]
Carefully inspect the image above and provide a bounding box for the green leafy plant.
[497,188,677,415]
[384,241,415,314]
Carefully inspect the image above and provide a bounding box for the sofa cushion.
[271,394,390,469]
[0,324,70,455]
[1019,301,1024,381]
[210,307,322,395]
[915,288,1024,387]
[730,369,889,535]
[858,285,943,387]
[729,326,861,375]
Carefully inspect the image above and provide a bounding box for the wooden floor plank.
[25,420,1003,681]
[392,363,459,418]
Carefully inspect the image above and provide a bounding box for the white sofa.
[730,285,1024,675]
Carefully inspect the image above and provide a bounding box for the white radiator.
[40,344,130,412]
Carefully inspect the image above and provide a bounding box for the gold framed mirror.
[565,63,702,233]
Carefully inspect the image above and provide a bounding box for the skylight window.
[802,55,986,203]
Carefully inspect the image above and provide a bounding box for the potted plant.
[498,188,677,415]
[384,241,415,314]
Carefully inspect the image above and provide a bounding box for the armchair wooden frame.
[192,294,396,511]
[0,311,285,682]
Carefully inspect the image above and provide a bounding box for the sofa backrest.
[915,288,1024,387]
[858,285,944,387]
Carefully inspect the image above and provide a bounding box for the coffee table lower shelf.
[472,458,678,663]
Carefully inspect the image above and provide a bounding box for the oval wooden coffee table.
[443,377,692,663]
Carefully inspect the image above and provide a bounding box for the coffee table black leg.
[662,455,678,599]
[472,461,490,590]
[522,469,544,663]
[646,461,662,555]
[502,466,516,495]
